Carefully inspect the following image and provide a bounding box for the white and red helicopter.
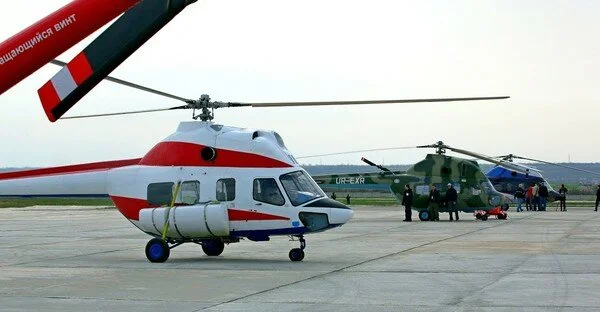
[0,76,508,263]
[0,0,509,263]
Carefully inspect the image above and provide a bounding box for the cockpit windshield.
[481,181,495,194]
[280,171,325,206]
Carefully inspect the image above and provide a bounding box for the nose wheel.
[289,236,306,262]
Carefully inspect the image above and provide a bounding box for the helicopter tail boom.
[0,158,139,198]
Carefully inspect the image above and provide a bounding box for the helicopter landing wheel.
[418,210,430,221]
[145,238,170,263]
[202,239,225,256]
[289,236,306,262]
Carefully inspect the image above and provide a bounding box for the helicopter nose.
[329,207,354,225]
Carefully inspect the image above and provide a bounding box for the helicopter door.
[173,167,202,204]
[252,178,286,221]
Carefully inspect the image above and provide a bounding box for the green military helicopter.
[307,142,520,221]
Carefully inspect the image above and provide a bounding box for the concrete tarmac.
[1,205,600,311]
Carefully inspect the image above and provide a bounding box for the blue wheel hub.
[149,243,164,260]
[145,238,170,262]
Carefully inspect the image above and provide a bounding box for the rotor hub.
[192,94,215,121]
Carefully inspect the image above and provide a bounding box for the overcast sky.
[1,0,599,167]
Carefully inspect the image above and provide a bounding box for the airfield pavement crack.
[446,212,600,309]
[198,213,539,311]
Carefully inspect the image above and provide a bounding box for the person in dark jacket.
[596,185,600,212]
[401,184,413,222]
[538,183,549,211]
[558,184,568,211]
[428,185,440,221]
[444,183,459,221]
[514,184,525,212]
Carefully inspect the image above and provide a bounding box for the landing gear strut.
[289,235,306,262]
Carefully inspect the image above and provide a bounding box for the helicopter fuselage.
[0,122,353,260]
[389,154,511,214]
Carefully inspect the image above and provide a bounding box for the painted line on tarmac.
[199,213,540,311]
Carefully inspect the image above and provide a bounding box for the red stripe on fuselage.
[111,195,290,222]
[139,142,292,168]
[0,158,141,181]
[228,209,290,221]
[110,195,155,221]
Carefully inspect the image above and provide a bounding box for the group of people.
[401,183,458,222]
[513,183,568,212]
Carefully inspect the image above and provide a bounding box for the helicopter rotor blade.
[509,155,600,177]
[61,105,189,119]
[243,96,509,108]
[361,157,392,173]
[296,146,416,159]
[448,146,541,174]
[416,142,537,174]
[50,60,194,103]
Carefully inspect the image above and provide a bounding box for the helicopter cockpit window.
[471,185,482,196]
[253,178,285,206]
[178,180,200,205]
[280,171,325,206]
[216,178,236,201]
[147,182,175,206]
[416,185,429,195]
[481,181,494,194]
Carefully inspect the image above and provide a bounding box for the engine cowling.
[138,203,230,239]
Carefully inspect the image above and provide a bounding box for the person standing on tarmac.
[428,185,440,221]
[445,183,459,221]
[515,184,525,212]
[532,183,540,211]
[538,182,549,211]
[558,184,568,211]
[526,184,534,211]
[401,184,413,222]
[595,185,600,212]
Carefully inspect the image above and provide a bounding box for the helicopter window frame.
[279,170,325,206]
[216,178,236,201]
[415,185,429,195]
[147,182,175,206]
[178,180,200,205]
[253,178,285,206]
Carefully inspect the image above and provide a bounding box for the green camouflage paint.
[312,154,511,214]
